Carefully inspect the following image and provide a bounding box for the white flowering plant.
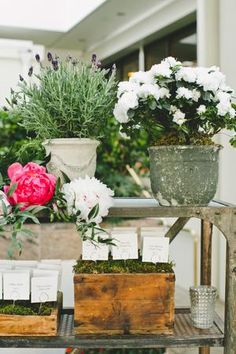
[61,176,114,244]
[113,57,236,146]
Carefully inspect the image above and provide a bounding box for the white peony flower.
[129,70,154,84]
[150,63,172,78]
[62,176,114,224]
[117,81,139,98]
[162,56,181,67]
[172,110,186,126]
[197,105,206,115]
[137,84,160,100]
[175,67,197,83]
[192,89,201,102]
[159,87,170,98]
[176,87,193,100]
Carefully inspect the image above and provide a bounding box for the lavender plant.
[8,54,117,140]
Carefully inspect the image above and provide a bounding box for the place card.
[142,236,169,263]
[33,269,61,289]
[0,273,2,300]
[82,241,109,261]
[3,271,30,300]
[31,276,58,303]
[111,233,138,260]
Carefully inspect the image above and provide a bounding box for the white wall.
[0,39,44,106]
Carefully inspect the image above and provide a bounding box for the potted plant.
[113,57,236,206]
[8,53,117,181]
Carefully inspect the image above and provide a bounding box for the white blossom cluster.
[62,176,114,224]
[113,57,235,130]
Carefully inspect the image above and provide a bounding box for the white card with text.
[0,273,2,300]
[33,269,60,289]
[111,233,138,260]
[31,276,58,303]
[3,272,30,300]
[142,236,169,263]
[82,241,109,261]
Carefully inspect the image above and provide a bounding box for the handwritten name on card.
[31,276,58,303]
[142,236,169,263]
[111,233,138,260]
[3,272,30,300]
[82,241,109,261]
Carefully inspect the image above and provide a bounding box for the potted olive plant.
[9,54,117,181]
[113,57,236,206]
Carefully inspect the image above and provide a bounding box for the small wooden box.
[0,292,62,336]
[74,273,175,335]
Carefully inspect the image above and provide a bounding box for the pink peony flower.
[4,162,56,209]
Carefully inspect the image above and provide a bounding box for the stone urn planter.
[148,145,221,206]
[43,138,100,181]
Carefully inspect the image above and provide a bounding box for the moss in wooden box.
[0,300,53,316]
[0,292,62,336]
[74,258,175,335]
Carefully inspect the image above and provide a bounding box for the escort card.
[31,276,58,303]
[3,271,30,300]
[142,236,169,263]
[111,233,138,260]
[0,273,2,300]
[82,241,109,261]
[33,269,61,289]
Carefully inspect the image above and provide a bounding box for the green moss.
[0,300,53,316]
[155,132,215,146]
[74,256,174,274]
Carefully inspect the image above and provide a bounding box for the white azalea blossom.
[170,105,178,113]
[62,176,114,224]
[192,89,201,102]
[175,67,197,83]
[162,56,181,67]
[173,110,186,126]
[217,101,233,116]
[137,84,160,100]
[113,103,129,123]
[150,63,172,78]
[129,70,154,84]
[197,105,206,115]
[176,87,193,100]
[117,81,139,98]
[113,57,235,145]
[159,87,170,98]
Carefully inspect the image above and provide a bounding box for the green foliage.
[0,110,44,179]
[0,300,52,316]
[96,118,149,196]
[74,256,174,274]
[9,54,117,139]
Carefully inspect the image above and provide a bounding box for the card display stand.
[0,198,235,354]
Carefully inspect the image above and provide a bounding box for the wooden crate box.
[74,273,175,335]
[0,292,62,336]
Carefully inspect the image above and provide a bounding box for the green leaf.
[60,171,71,183]
[7,183,17,197]
[0,173,3,187]
[1,200,8,217]
[88,203,99,220]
